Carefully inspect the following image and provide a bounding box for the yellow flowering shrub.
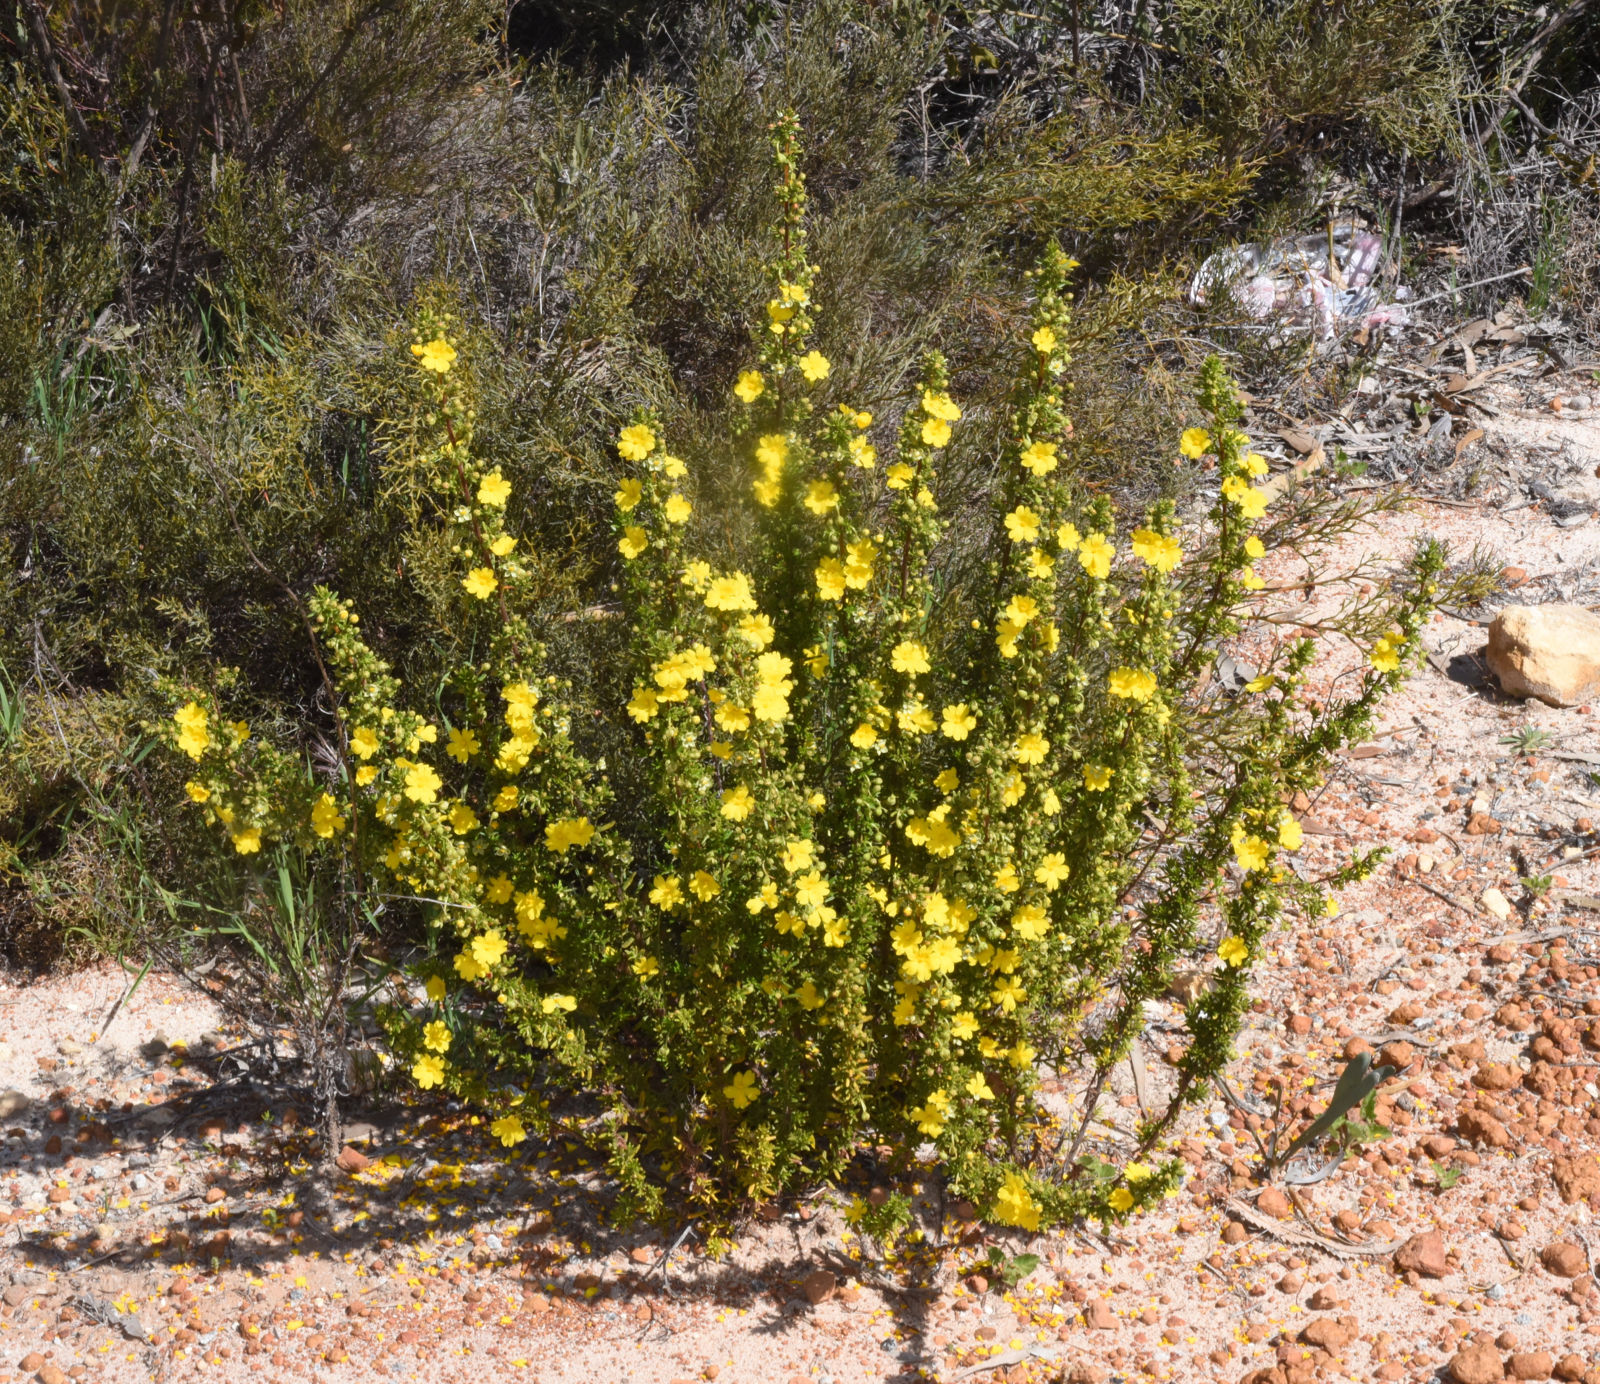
[159,114,1440,1230]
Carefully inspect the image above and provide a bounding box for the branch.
[18,0,108,178]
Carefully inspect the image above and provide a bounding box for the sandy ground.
[3,374,1600,1384]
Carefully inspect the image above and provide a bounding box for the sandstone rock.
[1458,1107,1512,1148]
[1481,887,1513,919]
[1395,1231,1451,1278]
[37,1365,67,1384]
[1474,1063,1519,1091]
[18,1355,44,1373]
[1300,1316,1358,1351]
[1379,1041,1416,1070]
[1450,1343,1506,1384]
[1553,1355,1587,1381]
[1085,1299,1117,1329]
[1542,1243,1587,1278]
[1553,1157,1600,1204]
[334,1146,371,1174]
[0,1090,30,1119]
[800,1269,836,1305]
[1487,604,1600,707]
[1509,1351,1556,1380]
[1256,1188,1293,1219]
[965,1274,989,1293]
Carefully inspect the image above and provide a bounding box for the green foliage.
[155,121,1437,1228]
[981,1246,1041,1289]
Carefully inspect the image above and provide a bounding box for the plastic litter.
[1188,219,1410,341]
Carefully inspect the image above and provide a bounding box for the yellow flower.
[690,870,721,902]
[1004,506,1040,543]
[1218,935,1250,968]
[734,369,764,402]
[1107,667,1157,703]
[1245,452,1269,476]
[705,571,756,611]
[1244,535,1266,559]
[991,976,1025,1011]
[1370,634,1403,673]
[850,722,878,749]
[544,817,595,853]
[1109,1187,1134,1213]
[737,613,774,649]
[911,1090,950,1136]
[1019,440,1057,476]
[425,976,447,1002]
[922,389,962,422]
[995,1171,1041,1231]
[627,687,659,723]
[231,827,261,855]
[648,875,683,909]
[617,424,657,460]
[477,470,511,507]
[1221,475,1269,519]
[311,793,346,839]
[173,701,210,759]
[1083,764,1111,791]
[412,1054,446,1089]
[1012,903,1049,940]
[921,417,951,448]
[398,763,439,804]
[350,726,379,759]
[951,1012,978,1040]
[804,480,839,515]
[723,1070,759,1109]
[540,993,577,1014]
[355,766,377,786]
[663,493,692,524]
[1031,325,1057,353]
[618,526,648,560]
[615,478,642,511]
[485,874,514,904]
[751,683,790,722]
[449,802,478,835]
[632,955,660,979]
[815,557,847,601]
[1035,853,1070,888]
[966,1072,994,1100]
[1231,830,1270,872]
[935,768,958,793]
[1278,811,1304,850]
[1012,732,1049,765]
[798,351,831,382]
[446,726,479,763]
[891,640,930,676]
[1130,528,1183,573]
[898,702,936,735]
[490,1115,526,1148]
[1003,594,1038,627]
[1240,566,1265,591]
[184,781,209,803]
[471,930,507,969]
[781,838,815,874]
[794,981,826,1011]
[423,1020,452,1054]
[412,338,457,374]
[1008,1040,1036,1069]
[720,785,754,822]
[1178,427,1211,459]
[848,434,876,468]
[1055,522,1081,552]
[885,462,914,489]
[941,704,977,740]
[1078,532,1114,579]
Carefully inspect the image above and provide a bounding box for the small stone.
[1300,1316,1357,1350]
[1287,1013,1312,1036]
[1222,1221,1248,1244]
[800,1269,837,1306]
[1308,1288,1348,1310]
[965,1274,989,1294]
[1390,1001,1426,1024]
[1474,1063,1519,1092]
[1395,1231,1451,1279]
[19,1355,45,1373]
[1468,814,1505,838]
[1542,1243,1587,1278]
[630,1246,655,1265]
[1256,1188,1293,1220]
[37,1365,68,1384]
[1481,888,1513,919]
[0,1090,28,1118]
[522,1293,548,1315]
[1379,1041,1416,1070]
[1085,1300,1117,1330]
[335,1146,371,1174]
[1487,604,1600,707]
[1450,1343,1506,1384]
[1344,1037,1374,1059]
[55,1039,82,1057]
[1509,1351,1555,1380]
[1553,1354,1587,1381]
[1459,1108,1512,1147]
